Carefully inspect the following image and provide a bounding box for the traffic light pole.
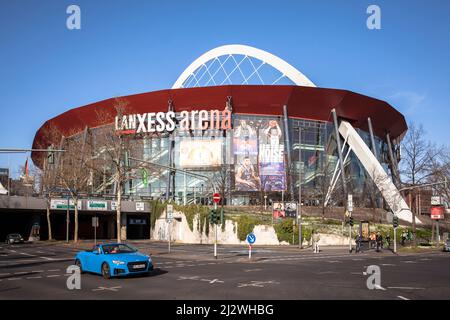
[394,226,397,253]
[349,220,352,253]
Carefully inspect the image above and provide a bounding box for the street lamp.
[295,126,303,249]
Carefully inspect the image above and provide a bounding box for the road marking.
[8,278,22,281]
[47,269,61,272]
[381,264,396,266]
[26,276,42,279]
[237,280,280,288]
[374,284,386,291]
[316,271,338,274]
[9,249,17,253]
[14,272,28,275]
[388,287,425,290]
[40,257,54,261]
[398,296,410,300]
[403,261,416,264]
[20,252,36,257]
[46,275,60,278]
[0,273,11,276]
[92,286,121,292]
[200,278,224,284]
[207,263,216,265]
[350,272,362,275]
[352,259,364,261]
[186,264,195,267]
[178,276,200,281]
[419,258,431,261]
[244,269,262,272]
[328,261,341,263]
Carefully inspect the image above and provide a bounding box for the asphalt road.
[0,241,449,300]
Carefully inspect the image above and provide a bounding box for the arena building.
[28,45,416,240]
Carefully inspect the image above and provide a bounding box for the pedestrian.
[355,233,362,253]
[376,232,383,252]
[386,234,391,248]
[312,230,320,253]
[401,230,407,246]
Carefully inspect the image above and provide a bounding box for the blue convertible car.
[75,243,154,279]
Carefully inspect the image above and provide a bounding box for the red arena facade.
[32,84,406,205]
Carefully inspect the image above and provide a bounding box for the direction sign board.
[246,233,256,245]
[50,199,82,210]
[213,193,221,203]
[87,200,108,211]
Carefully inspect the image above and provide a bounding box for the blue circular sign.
[246,233,256,244]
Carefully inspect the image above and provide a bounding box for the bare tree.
[427,146,450,201]
[57,130,91,242]
[400,123,437,185]
[33,124,63,241]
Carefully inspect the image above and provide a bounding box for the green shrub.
[235,215,260,241]
[148,200,167,229]
[173,204,210,236]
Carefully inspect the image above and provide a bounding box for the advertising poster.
[179,140,222,168]
[234,119,261,191]
[233,119,258,156]
[258,119,286,192]
[273,202,285,219]
[284,202,298,218]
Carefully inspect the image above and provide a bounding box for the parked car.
[74,243,154,279]
[5,233,25,244]
[444,239,450,252]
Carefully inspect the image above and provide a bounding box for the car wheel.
[101,262,111,279]
[75,259,84,274]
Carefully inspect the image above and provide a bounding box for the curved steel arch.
[172,44,316,88]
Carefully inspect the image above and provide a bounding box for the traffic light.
[393,215,399,228]
[47,146,55,165]
[349,217,354,227]
[209,209,218,225]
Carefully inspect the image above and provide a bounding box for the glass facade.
[83,112,391,208]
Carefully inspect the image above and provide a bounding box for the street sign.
[50,199,81,210]
[92,217,99,228]
[111,201,117,211]
[213,193,221,203]
[87,200,108,211]
[348,194,353,212]
[167,204,173,220]
[246,233,256,245]
[430,206,445,220]
[135,202,145,211]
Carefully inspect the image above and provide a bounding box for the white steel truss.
[173,44,316,88]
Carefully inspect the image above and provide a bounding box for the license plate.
[133,264,145,269]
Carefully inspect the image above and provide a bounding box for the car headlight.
[112,260,125,265]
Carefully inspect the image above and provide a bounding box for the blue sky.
[1,0,449,177]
